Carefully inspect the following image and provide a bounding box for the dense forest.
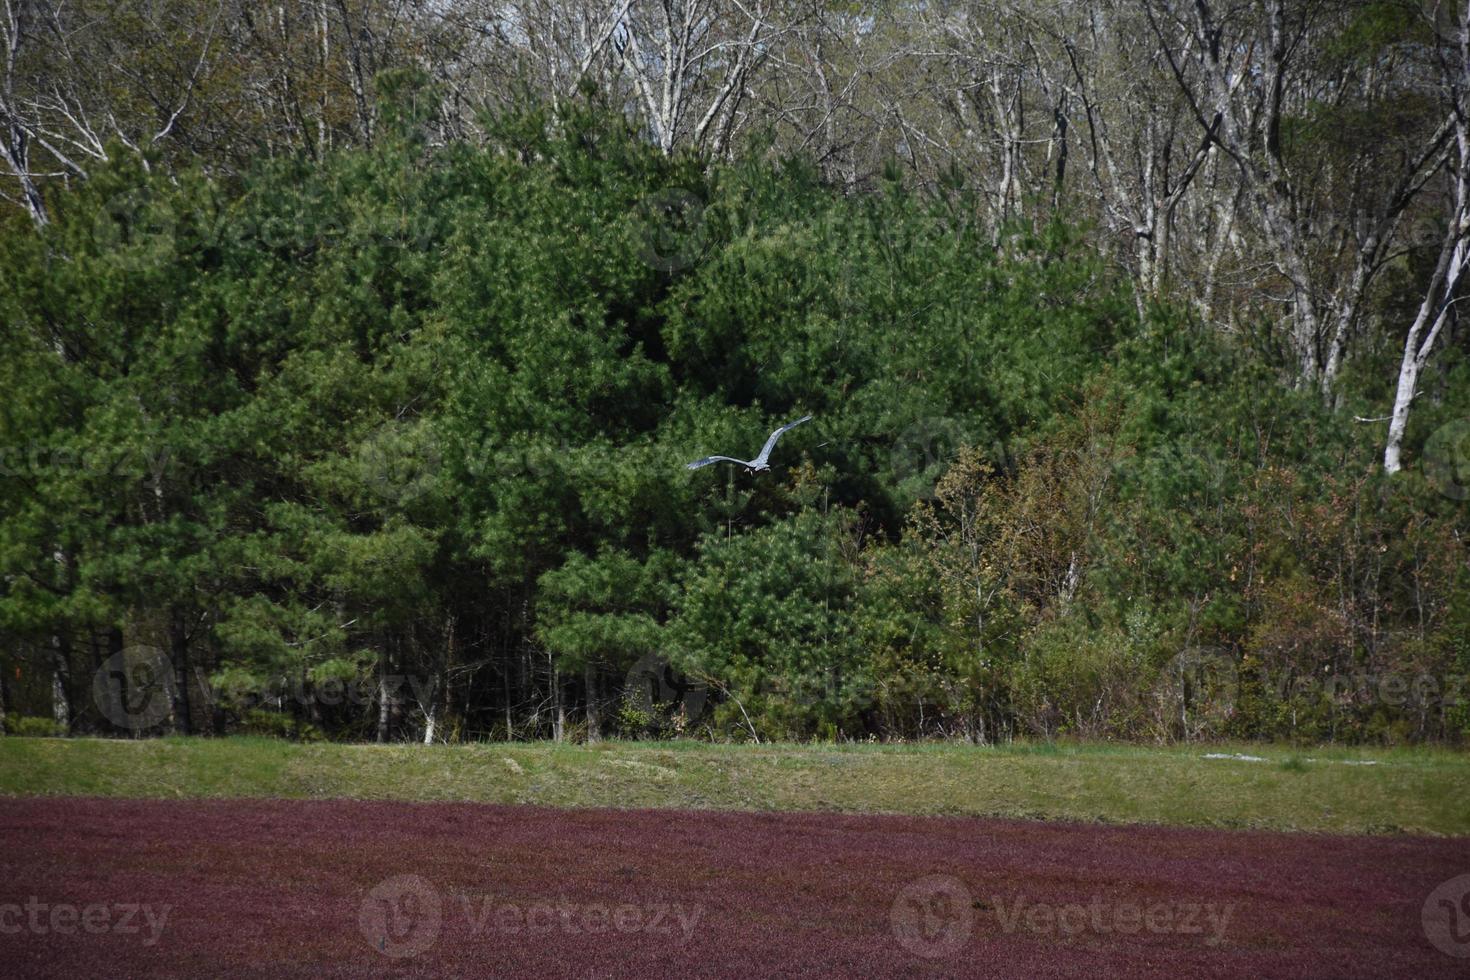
[1,1,1468,744]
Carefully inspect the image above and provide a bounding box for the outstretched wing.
[686,455,749,471]
[752,415,814,467]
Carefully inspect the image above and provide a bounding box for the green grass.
[1,736,1466,836]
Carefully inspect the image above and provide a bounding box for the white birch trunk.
[1384,2,1470,473]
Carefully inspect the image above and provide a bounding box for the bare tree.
[442,0,784,157]
[1145,0,1451,396]
[0,0,50,226]
[1046,3,1215,310]
[1385,1,1470,474]
[612,0,782,155]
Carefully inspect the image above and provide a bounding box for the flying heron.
[686,415,813,474]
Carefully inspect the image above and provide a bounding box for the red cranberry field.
[1,796,1467,978]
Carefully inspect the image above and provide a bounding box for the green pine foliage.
[1,90,1466,745]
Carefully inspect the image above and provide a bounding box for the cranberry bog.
[3,796,1468,978]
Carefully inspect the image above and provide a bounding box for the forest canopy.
[0,79,1467,745]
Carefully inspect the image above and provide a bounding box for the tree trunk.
[50,633,70,733]
[169,614,193,735]
[1385,117,1469,472]
[304,665,322,730]
[376,642,393,744]
[424,616,455,744]
[1384,348,1422,476]
[442,670,456,744]
[503,648,514,740]
[552,662,565,743]
[333,0,374,141]
[51,670,69,732]
[584,663,601,743]
[102,628,126,735]
[0,120,50,229]
[376,675,392,743]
